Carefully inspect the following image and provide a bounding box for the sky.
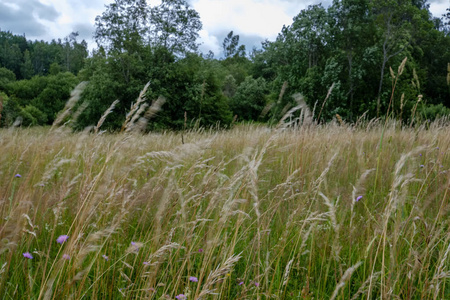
[0,0,448,56]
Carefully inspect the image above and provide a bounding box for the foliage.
[1,0,449,129]
[19,105,48,126]
[222,31,246,58]
[254,0,450,122]
[94,0,202,55]
[0,67,16,90]
[1,72,78,126]
[229,76,268,121]
[0,30,88,80]
[418,103,450,120]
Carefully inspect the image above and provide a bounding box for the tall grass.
[0,118,449,299]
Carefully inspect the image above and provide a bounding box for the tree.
[150,0,202,55]
[95,0,148,54]
[21,50,34,79]
[62,32,88,74]
[0,67,16,91]
[95,0,202,55]
[328,0,375,119]
[372,0,417,116]
[229,76,268,121]
[222,31,245,58]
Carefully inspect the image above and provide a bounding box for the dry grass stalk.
[121,81,151,132]
[330,261,362,300]
[134,96,166,132]
[317,82,335,122]
[277,81,288,105]
[196,253,242,299]
[1,116,449,299]
[94,99,119,133]
[51,81,88,129]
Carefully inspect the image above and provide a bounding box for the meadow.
[0,118,449,299]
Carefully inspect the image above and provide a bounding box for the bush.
[20,105,47,126]
[229,76,268,121]
[0,67,16,91]
[0,93,20,126]
[418,103,450,121]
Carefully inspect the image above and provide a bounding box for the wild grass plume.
[0,116,449,299]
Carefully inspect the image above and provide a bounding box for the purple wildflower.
[15,174,21,178]
[175,294,186,300]
[420,165,424,168]
[254,282,259,287]
[189,276,198,282]
[198,248,203,253]
[356,196,363,202]
[238,281,244,285]
[23,252,33,259]
[102,255,109,261]
[56,235,69,244]
[131,241,139,252]
[143,261,150,265]
[62,254,70,260]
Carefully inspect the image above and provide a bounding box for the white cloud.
[198,29,222,55]
[429,1,448,18]
[191,0,309,54]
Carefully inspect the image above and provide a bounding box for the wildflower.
[254,282,259,287]
[56,235,69,244]
[15,174,21,178]
[175,294,186,300]
[420,165,424,168]
[238,281,244,285]
[419,153,422,157]
[23,252,33,259]
[102,255,109,261]
[226,273,231,277]
[131,241,139,252]
[356,196,363,202]
[143,261,150,265]
[198,248,203,253]
[189,276,198,282]
[62,254,70,260]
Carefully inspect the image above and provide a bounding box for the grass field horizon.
[0,119,449,299]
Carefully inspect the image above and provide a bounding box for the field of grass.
[0,120,449,299]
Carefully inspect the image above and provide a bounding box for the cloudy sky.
[0,0,448,56]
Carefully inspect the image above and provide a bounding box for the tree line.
[0,0,449,130]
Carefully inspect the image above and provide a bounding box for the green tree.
[21,50,34,79]
[95,0,202,55]
[94,0,148,54]
[229,76,268,121]
[62,32,88,74]
[222,31,246,58]
[0,67,16,91]
[150,0,202,55]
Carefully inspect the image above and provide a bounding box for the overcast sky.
[0,0,448,56]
